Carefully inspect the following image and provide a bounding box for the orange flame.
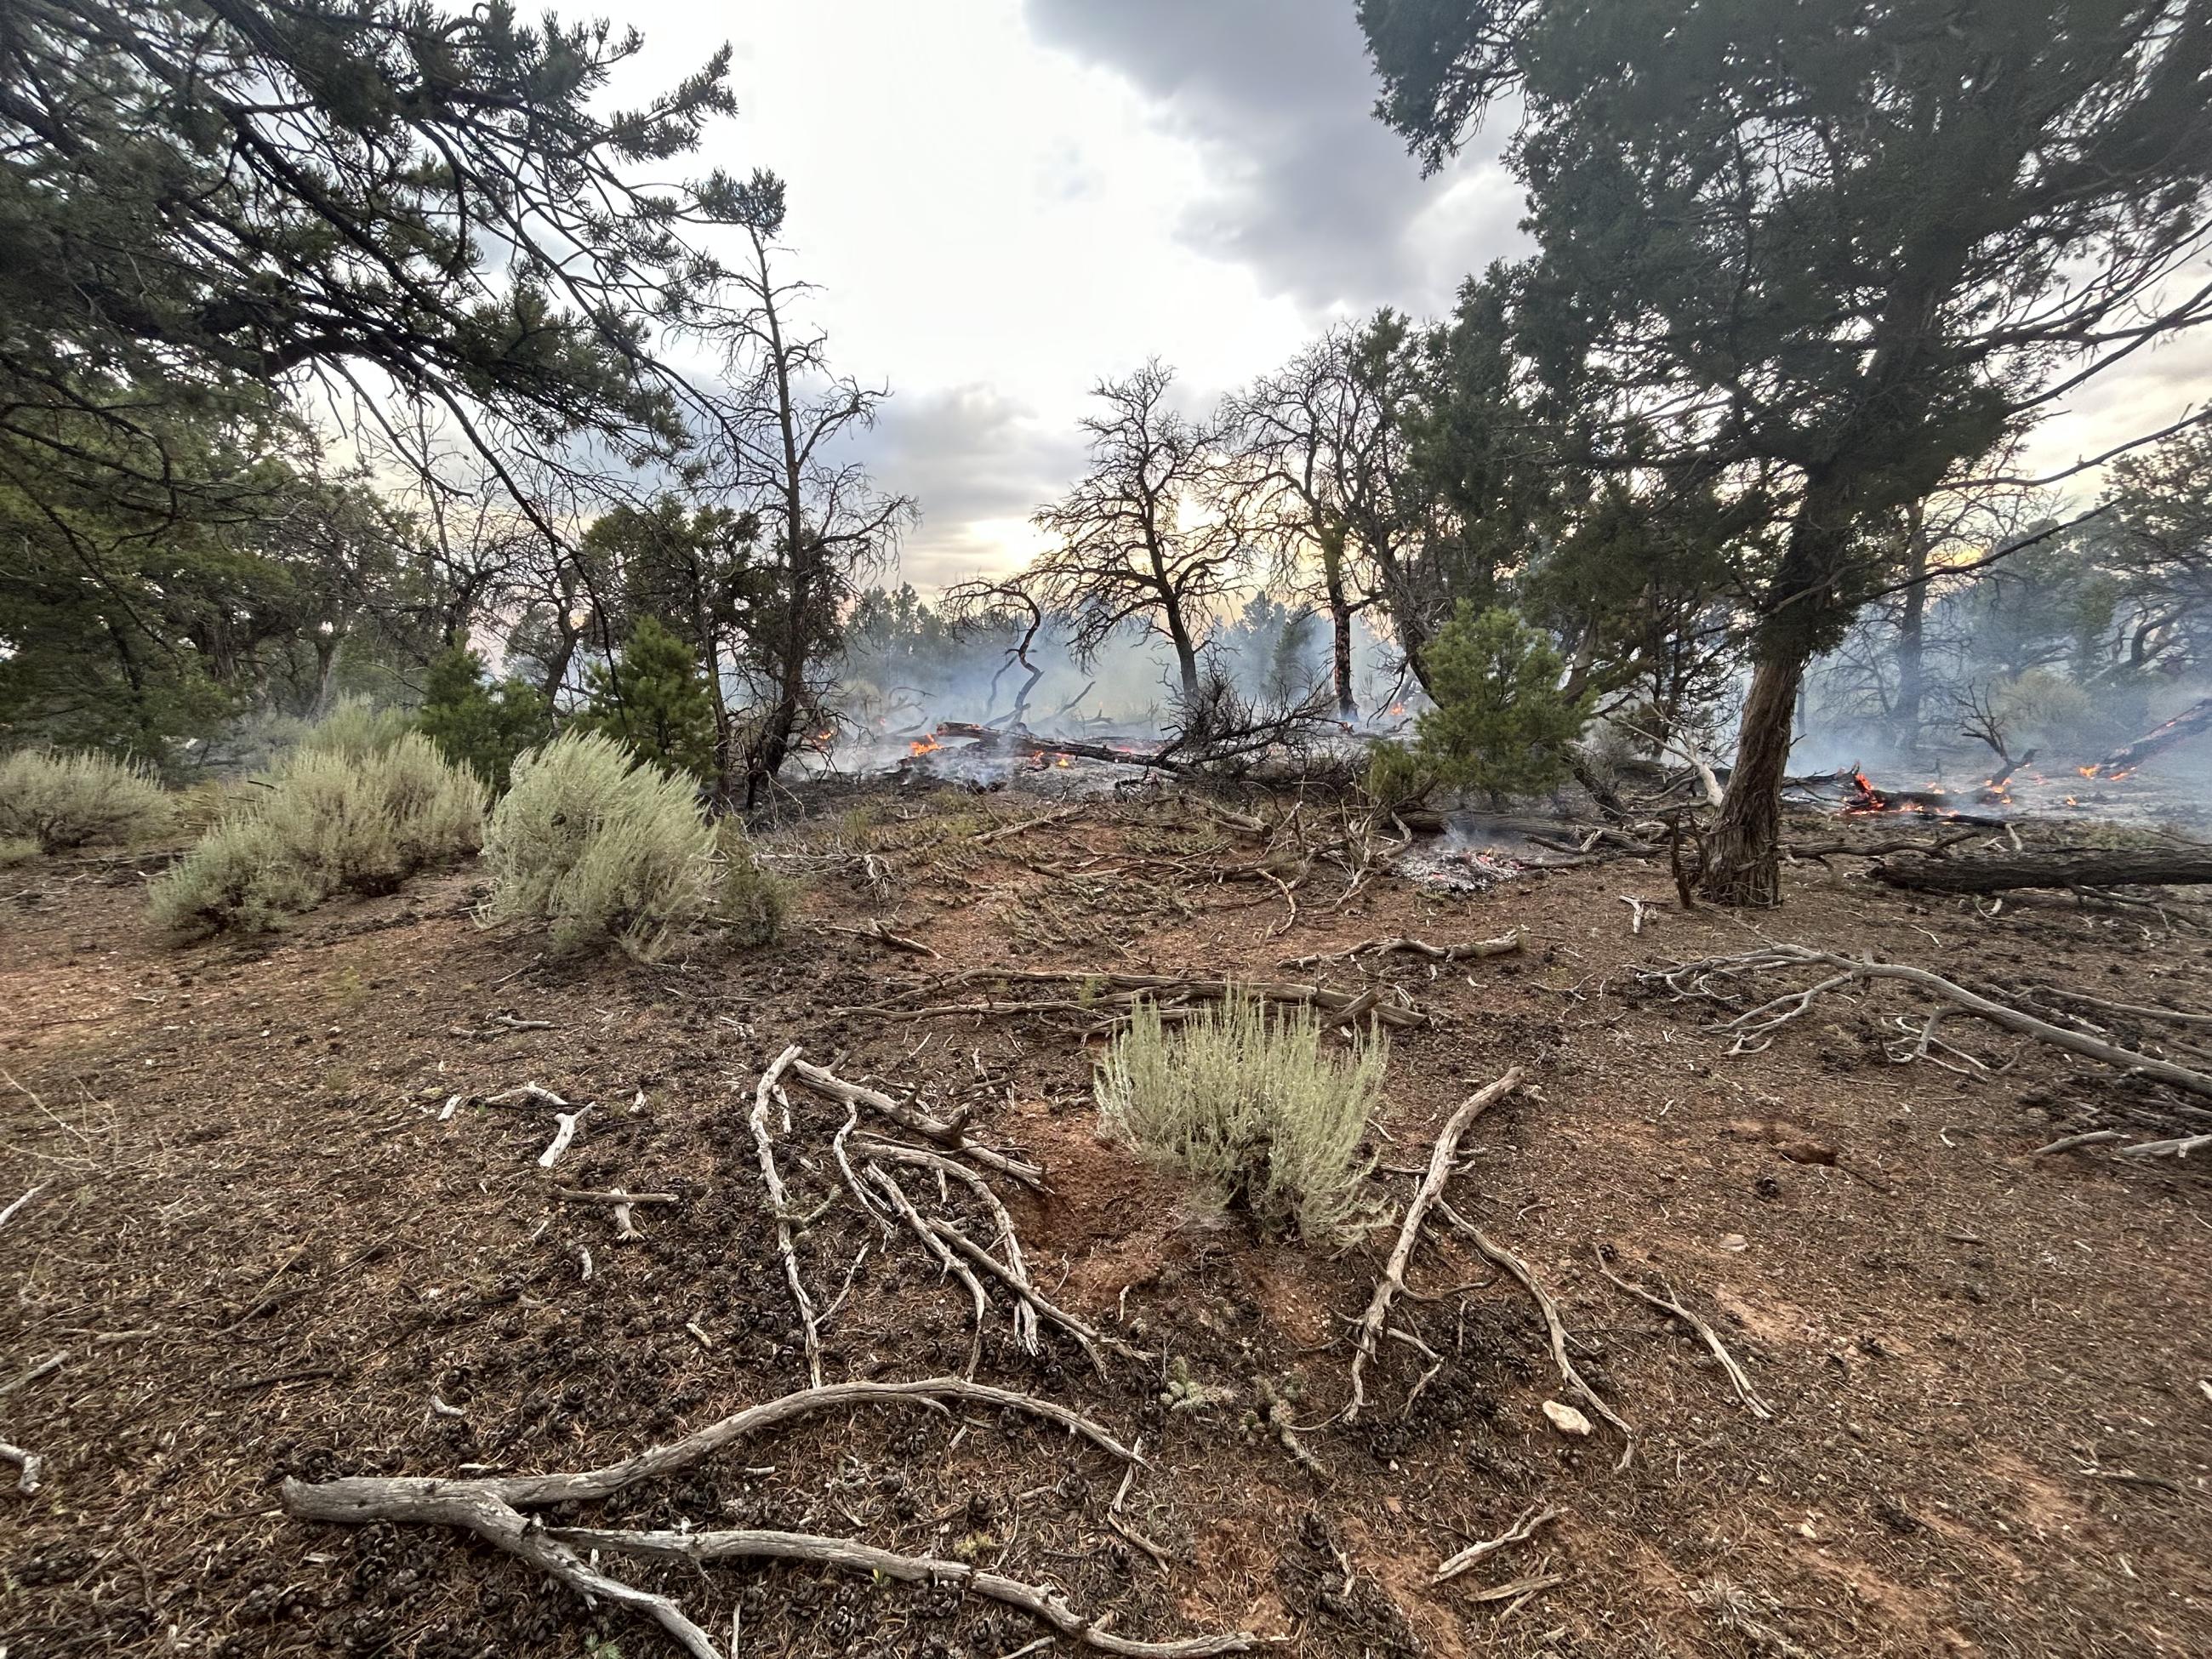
[909,736,941,757]
[1055,754,1071,768]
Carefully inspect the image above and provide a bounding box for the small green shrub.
[574,617,719,782]
[479,732,716,960]
[713,821,795,944]
[1361,739,1435,812]
[1412,602,1592,801]
[1096,994,1387,1242]
[0,749,173,852]
[150,734,485,936]
[0,835,39,868]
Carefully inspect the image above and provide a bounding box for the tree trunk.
[1701,653,1806,905]
[1320,529,1357,719]
[744,232,812,809]
[1893,505,1929,756]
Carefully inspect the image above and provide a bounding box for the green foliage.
[576,618,720,782]
[1411,603,1591,800]
[1096,994,1387,1243]
[415,647,547,792]
[1361,740,1436,811]
[713,821,795,945]
[479,732,717,961]
[149,734,484,936]
[0,837,38,868]
[0,750,174,852]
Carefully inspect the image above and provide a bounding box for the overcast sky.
[613,0,2205,593]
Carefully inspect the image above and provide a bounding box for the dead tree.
[1028,362,1246,698]
[943,578,1046,727]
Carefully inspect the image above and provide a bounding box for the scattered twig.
[1451,1218,1633,1468]
[1593,1248,1771,1418]
[1348,1069,1525,1421]
[866,1166,989,1378]
[0,1353,66,1397]
[1461,1570,1566,1605]
[748,1046,822,1388]
[2116,1132,2212,1159]
[1434,1503,1558,1585]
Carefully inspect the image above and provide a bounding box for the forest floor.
[3,783,2210,1659]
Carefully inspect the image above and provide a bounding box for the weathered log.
[1871,847,2212,894]
[2078,694,2212,778]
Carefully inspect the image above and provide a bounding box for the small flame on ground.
[909,736,940,757]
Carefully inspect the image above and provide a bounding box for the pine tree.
[577,619,718,783]
[1411,604,1591,802]
[416,648,548,794]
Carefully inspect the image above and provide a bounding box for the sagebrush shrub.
[299,697,415,759]
[1096,994,1387,1241]
[149,734,484,935]
[478,732,715,960]
[714,821,795,944]
[0,749,173,853]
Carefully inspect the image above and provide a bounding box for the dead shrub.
[1095,993,1386,1241]
[477,732,716,960]
[149,734,484,936]
[0,749,173,853]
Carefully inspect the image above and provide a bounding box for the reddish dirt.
[3,793,2209,1658]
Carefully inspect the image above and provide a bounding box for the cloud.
[858,383,1085,588]
[1023,0,1523,313]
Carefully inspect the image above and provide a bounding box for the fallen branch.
[859,1137,1038,1353]
[1434,1503,1558,1585]
[785,1058,1044,1189]
[2117,1132,2212,1159]
[0,1183,43,1230]
[926,1214,1145,1372]
[1347,1069,1525,1421]
[537,1105,590,1168]
[2,1440,45,1495]
[1645,945,2212,1100]
[828,918,940,957]
[1872,846,2212,895]
[281,1377,1224,1659]
[1283,932,1524,971]
[748,1046,822,1388]
[1593,1250,1771,1418]
[555,1188,680,1206]
[866,1166,990,1378]
[837,968,1424,1030]
[2031,1129,2127,1156]
[547,1525,1263,1657]
[1449,1216,1634,1468]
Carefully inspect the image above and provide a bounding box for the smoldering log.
[930,722,1187,772]
[2078,694,2212,779]
[1871,847,2212,895]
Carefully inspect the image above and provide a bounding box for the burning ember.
[1843,768,2001,824]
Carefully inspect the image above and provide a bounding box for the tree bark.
[1892,504,1930,755]
[1701,652,1806,905]
[1871,847,2212,895]
[744,227,812,809]
[1320,527,1358,718]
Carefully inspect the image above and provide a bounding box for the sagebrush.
[478,732,716,960]
[714,820,795,944]
[0,749,173,853]
[149,734,485,935]
[1096,994,1387,1241]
